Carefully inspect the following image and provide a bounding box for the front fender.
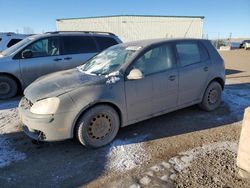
[68,82,127,137]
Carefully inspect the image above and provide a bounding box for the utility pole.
[229,32,232,42]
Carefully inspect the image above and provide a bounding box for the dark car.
[19,38,225,148]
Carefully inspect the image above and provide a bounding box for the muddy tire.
[199,81,222,111]
[75,105,120,148]
[0,75,18,99]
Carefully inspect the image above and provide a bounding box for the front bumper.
[18,97,77,141]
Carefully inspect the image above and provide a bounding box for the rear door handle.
[64,57,72,60]
[204,66,208,72]
[53,58,62,61]
[169,75,176,81]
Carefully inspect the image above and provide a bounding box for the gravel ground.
[175,148,250,188]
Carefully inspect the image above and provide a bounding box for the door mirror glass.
[127,68,144,80]
[22,50,33,59]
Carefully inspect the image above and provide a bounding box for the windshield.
[78,45,138,75]
[1,37,34,56]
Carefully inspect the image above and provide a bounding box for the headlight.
[30,97,60,115]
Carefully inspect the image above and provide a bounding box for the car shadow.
[226,69,243,76]
[0,82,250,187]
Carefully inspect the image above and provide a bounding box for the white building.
[56,15,204,42]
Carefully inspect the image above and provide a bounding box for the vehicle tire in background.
[0,75,18,99]
[199,81,222,111]
[75,105,120,148]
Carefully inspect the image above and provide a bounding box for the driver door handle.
[204,66,209,72]
[53,58,62,61]
[64,57,72,60]
[169,75,176,81]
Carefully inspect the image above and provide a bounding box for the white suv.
[0,32,30,52]
[0,31,122,99]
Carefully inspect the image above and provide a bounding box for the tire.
[199,81,222,111]
[0,75,18,99]
[75,105,120,148]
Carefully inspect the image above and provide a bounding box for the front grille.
[21,97,33,110]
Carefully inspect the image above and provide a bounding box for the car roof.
[0,32,31,37]
[120,38,208,49]
[32,31,118,39]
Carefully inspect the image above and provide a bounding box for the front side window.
[2,37,34,56]
[7,39,22,48]
[132,44,175,76]
[0,38,2,42]
[62,36,97,54]
[24,37,60,58]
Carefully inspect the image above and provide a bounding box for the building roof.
[57,15,205,21]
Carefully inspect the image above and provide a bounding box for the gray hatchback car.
[0,31,121,99]
[18,38,225,148]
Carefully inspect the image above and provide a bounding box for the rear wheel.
[199,81,222,111]
[0,75,18,99]
[75,105,120,148]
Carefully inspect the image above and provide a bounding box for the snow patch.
[0,136,26,168]
[223,87,250,119]
[169,141,238,173]
[106,76,120,84]
[106,135,150,172]
[0,99,26,168]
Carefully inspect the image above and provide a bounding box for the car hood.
[24,68,104,102]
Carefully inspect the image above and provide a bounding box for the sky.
[0,0,249,39]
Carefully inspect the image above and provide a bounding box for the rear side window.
[176,43,200,67]
[199,42,209,61]
[176,42,209,67]
[0,38,2,42]
[94,37,118,51]
[62,36,97,54]
[7,39,22,47]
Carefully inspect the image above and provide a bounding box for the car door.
[18,36,62,87]
[125,43,178,122]
[58,36,98,71]
[151,44,179,114]
[176,41,211,106]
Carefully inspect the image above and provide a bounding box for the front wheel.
[75,105,120,148]
[0,75,18,99]
[199,81,222,111]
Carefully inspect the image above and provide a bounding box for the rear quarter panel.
[199,40,225,97]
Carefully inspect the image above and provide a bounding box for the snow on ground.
[0,136,26,168]
[0,99,26,168]
[223,85,250,119]
[106,134,150,172]
[169,141,238,173]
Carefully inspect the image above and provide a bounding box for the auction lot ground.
[0,49,250,188]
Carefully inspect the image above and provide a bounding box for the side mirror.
[127,68,144,80]
[22,50,33,59]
